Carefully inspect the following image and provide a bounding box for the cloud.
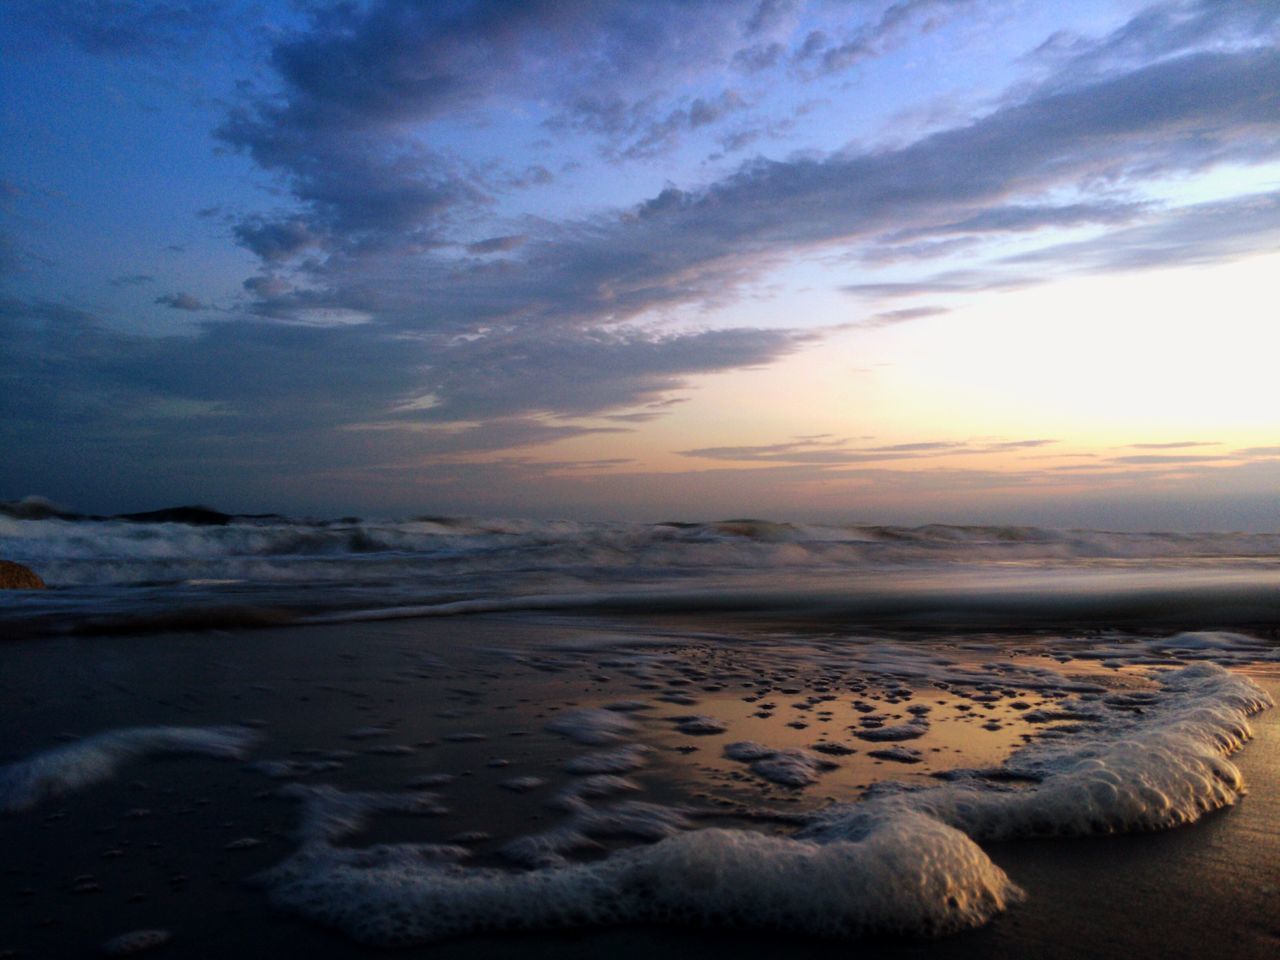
[679,436,1057,465]
[0,298,805,487]
[1031,0,1280,88]
[878,200,1153,246]
[1003,191,1280,275]
[398,326,809,422]
[7,2,1280,516]
[248,39,1280,342]
[508,165,554,189]
[792,0,988,76]
[216,1,789,258]
[242,275,294,298]
[154,292,206,311]
[860,305,950,328]
[216,1,1035,263]
[232,217,320,263]
[13,0,225,56]
[1108,454,1230,465]
[110,273,155,288]
[844,272,1034,299]
[466,235,527,255]
[563,90,751,161]
[1128,440,1220,449]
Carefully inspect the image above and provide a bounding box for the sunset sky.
[2,1,1278,527]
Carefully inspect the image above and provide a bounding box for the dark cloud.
[218,1,788,258]
[218,113,485,255]
[259,41,1280,341]
[154,292,206,311]
[242,275,294,298]
[0,298,805,492]
[110,273,155,288]
[232,217,320,263]
[7,2,1280,514]
[219,1,1013,262]
[466,235,527,255]
[399,326,809,422]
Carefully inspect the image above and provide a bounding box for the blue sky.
[2,1,1278,526]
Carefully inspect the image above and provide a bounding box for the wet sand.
[0,615,1276,958]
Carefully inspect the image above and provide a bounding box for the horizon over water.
[4,495,1280,639]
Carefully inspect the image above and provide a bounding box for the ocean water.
[4,507,1280,636]
[1,505,1278,954]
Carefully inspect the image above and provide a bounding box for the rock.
[0,496,80,520]
[0,560,45,590]
[113,505,231,526]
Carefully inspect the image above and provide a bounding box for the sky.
[1,0,1278,528]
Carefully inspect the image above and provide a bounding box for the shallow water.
[1,511,1278,955]
[0,612,1276,957]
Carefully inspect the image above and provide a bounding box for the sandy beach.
[1,613,1275,959]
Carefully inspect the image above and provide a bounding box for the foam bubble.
[248,758,343,779]
[263,809,1019,946]
[812,664,1272,841]
[551,775,641,811]
[723,741,775,762]
[0,726,257,813]
[869,746,923,764]
[101,929,173,955]
[546,708,637,745]
[500,826,600,868]
[279,784,449,844]
[563,744,650,774]
[671,715,728,736]
[499,776,546,793]
[854,718,929,742]
[723,742,838,787]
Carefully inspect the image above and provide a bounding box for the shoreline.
[1,615,1276,958]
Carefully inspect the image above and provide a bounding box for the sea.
[1,499,1278,957]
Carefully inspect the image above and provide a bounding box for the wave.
[3,505,1279,638]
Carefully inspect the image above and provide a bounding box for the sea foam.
[0,726,258,813]
[807,663,1272,841]
[258,664,1269,946]
[263,810,1019,945]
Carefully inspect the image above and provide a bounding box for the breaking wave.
[3,507,1280,637]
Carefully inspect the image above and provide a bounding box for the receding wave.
[3,505,1279,638]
